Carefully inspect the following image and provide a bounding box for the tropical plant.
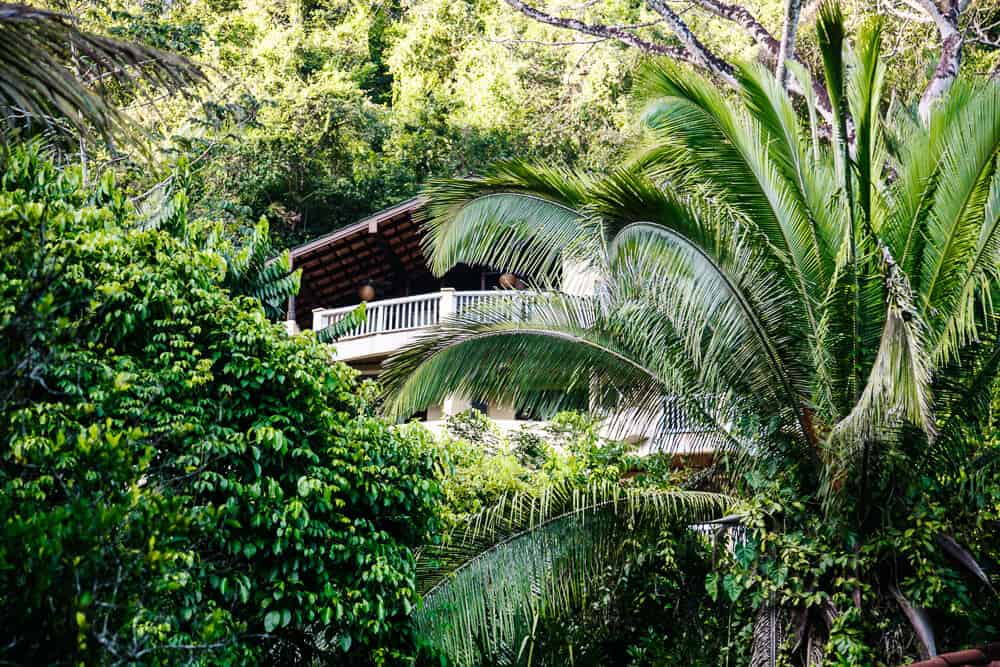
[383,5,1000,664]
[135,164,301,320]
[0,2,202,145]
[0,144,440,665]
[415,482,731,666]
[406,413,733,665]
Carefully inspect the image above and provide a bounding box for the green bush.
[0,145,440,665]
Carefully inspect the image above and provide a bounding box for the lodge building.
[282,197,716,457]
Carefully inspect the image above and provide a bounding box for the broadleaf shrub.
[0,145,440,665]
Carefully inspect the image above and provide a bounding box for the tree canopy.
[42,0,1000,248]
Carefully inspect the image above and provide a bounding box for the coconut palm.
[0,3,202,145]
[383,5,1000,664]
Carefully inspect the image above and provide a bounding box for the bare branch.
[889,8,934,23]
[501,0,691,60]
[645,0,737,85]
[487,35,608,47]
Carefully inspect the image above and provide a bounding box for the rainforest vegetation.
[2,0,1000,665]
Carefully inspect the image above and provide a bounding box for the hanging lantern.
[498,272,519,289]
[358,283,376,301]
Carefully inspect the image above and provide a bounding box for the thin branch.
[501,0,692,60]
[687,0,780,53]
[646,0,738,85]
[885,1,934,23]
[486,36,608,47]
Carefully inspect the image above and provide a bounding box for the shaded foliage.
[0,2,203,146]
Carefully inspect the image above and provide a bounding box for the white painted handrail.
[312,289,528,340]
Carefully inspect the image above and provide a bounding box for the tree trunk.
[750,602,785,667]
[776,0,803,86]
[805,615,828,666]
[917,1,964,123]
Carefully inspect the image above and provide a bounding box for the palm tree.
[383,5,1000,664]
[0,3,202,145]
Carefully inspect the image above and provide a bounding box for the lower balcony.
[300,289,722,457]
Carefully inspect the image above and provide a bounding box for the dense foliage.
[65,0,641,246]
[411,411,738,666]
[0,146,440,665]
[47,0,998,249]
[3,0,1000,664]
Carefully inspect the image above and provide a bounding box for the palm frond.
[0,3,204,145]
[827,251,933,490]
[421,161,599,282]
[636,59,830,321]
[609,221,809,433]
[380,292,659,423]
[931,317,1000,465]
[918,84,1000,363]
[222,219,301,320]
[848,16,887,235]
[415,481,732,666]
[316,303,366,343]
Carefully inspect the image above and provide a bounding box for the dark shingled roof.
[906,643,1000,667]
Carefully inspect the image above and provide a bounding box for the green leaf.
[722,574,742,603]
[264,610,280,633]
[705,573,720,602]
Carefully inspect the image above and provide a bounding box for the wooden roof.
[289,197,429,324]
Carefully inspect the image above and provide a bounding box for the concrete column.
[441,394,471,416]
[561,258,599,296]
[439,287,456,319]
[489,402,516,420]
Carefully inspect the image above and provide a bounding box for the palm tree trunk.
[805,616,828,667]
[750,602,785,667]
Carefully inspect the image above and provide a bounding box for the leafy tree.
[62,0,645,245]
[382,9,1000,664]
[134,165,301,321]
[59,0,998,249]
[0,144,440,665]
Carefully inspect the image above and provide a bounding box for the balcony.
[307,288,722,457]
[311,288,512,362]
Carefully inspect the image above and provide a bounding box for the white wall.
[561,258,600,296]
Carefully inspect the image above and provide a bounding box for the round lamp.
[358,283,376,301]
[498,272,519,289]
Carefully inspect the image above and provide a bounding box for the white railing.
[312,289,511,341]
